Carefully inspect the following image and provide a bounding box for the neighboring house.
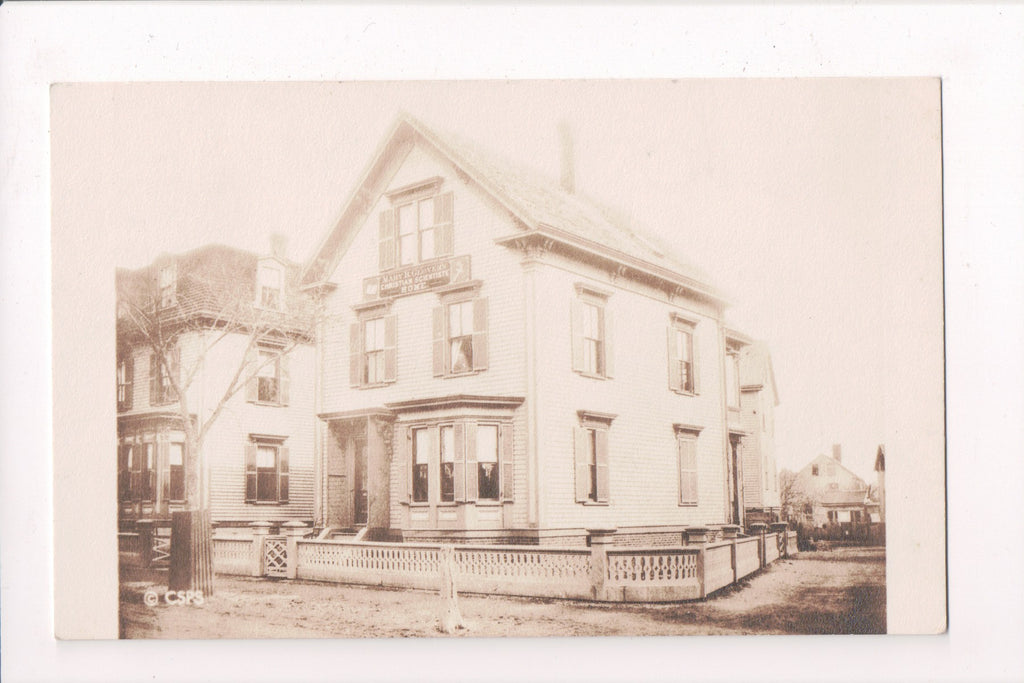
[731,338,781,522]
[874,444,886,523]
[791,446,870,527]
[116,243,316,530]
[299,114,775,545]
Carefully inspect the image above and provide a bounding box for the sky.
[53,80,942,482]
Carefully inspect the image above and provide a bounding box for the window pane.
[399,234,416,266]
[398,203,416,236]
[478,462,499,500]
[413,429,429,465]
[477,425,498,464]
[257,445,276,468]
[440,426,454,463]
[259,266,281,288]
[677,329,691,361]
[418,197,434,228]
[257,470,277,501]
[420,227,435,260]
[169,443,184,466]
[258,350,278,378]
[450,338,473,373]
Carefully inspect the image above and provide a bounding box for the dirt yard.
[120,546,885,639]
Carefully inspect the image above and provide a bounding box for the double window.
[246,345,290,405]
[350,315,397,387]
[571,286,613,378]
[433,298,488,377]
[406,421,512,505]
[573,411,615,504]
[245,437,289,503]
[378,188,454,271]
[668,315,699,394]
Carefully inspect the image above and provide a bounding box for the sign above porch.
[363,255,471,300]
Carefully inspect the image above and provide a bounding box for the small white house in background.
[791,445,871,527]
[298,114,781,545]
[116,243,317,531]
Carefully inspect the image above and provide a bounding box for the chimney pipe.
[558,121,575,194]
[832,444,842,464]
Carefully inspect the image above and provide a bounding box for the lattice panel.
[455,549,591,583]
[606,551,698,584]
[151,535,171,565]
[264,536,288,577]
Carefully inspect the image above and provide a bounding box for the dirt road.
[121,546,885,639]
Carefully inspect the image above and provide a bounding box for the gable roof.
[736,340,780,406]
[300,114,726,304]
[798,453,868,488]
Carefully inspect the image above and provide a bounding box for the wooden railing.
[210,522,798,603]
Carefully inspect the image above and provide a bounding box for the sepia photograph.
[50,79,942,641]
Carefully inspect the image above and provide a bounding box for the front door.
[353,438,368,526]
[730,435,743,525]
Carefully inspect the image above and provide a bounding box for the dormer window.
[258,263,283,310]
[158,263,177,308]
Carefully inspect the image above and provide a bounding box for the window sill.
[678,502,699,508]
[670,388,697,397]
[252,400,284,407]
[575,371,609,381]
[246,501,287,505]
[441,370,484,379]
[356,381,396,390]
[578,500,610,507]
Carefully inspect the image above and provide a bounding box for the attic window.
[158,263,177,309]
[258,263,283,310]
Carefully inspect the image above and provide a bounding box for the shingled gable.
[299,114,726,304]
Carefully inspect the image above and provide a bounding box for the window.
[349,315,396,386]
[378,190,454,271]
[258,264,283,310]
[812,465,819,476]
[440,425,455,503]
[245,438,289,503]
[432,298,488,376]
[118,443,133,501]
[573,411,614,504]
[678,435,699,506]
[571,288,612,378]
[404,420,513,505]
[247,346,290,405]
[149,348,178,405]
[412,428,430,503]
[117,356,133,411]
[476,425,500,501]
[167,442,185,501]
[725,351,740,408]
[133,442,155,501]
[158,263,177,308]
[668,317,698,394]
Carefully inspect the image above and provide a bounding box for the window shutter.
[595,428,610,503]
[573,427,589,502]
[500,423,514,501]
[434,191,454,257]
[379,209,396,271]
[131,443,142,501]
[245,345,258,402]
[602,307,614,378]
[692,325,701,394]
[169,346,180,400]
[679,437,698,505]
[452,422,466,502]
[668,328,681,391]
[404,426,413,502]
[124,356,134,410]
[279,352,290,406]
[571,300,584,372]
[245,441,257,502]
[278,446,290,503]
[149,354,159,404]
[349,322,363,387]
[432,306,445,377]
[159,434,170,503]
[383,314,397,382]
[465,422,479,501]
[472,297,489,371]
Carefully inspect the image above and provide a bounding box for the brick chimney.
[832,443,842,464]
[558,121,575,194]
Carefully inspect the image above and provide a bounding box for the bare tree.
[778,468,808,524]
[117,248,314,595]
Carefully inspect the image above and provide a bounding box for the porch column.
[367,415,395,535]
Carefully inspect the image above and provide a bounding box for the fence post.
[282,520,307,580]
[136,519,154,568]
[749,522,768,568]
[587,528,617,601]
[249,521,272,577]
[721,524,740,583]
[770,522,788,559]
[685,527,710,598]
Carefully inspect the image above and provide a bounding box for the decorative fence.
[211,522,798,603]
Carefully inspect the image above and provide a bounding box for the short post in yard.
[437,544,464,634]
[169,509,215,595]
[721,524,741,583]
[249,521,273,577]
[136,519,154,568]
[282,520,307,580]
[587,528,617,601]
[749,522,768,568]
[770,522,789,558]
